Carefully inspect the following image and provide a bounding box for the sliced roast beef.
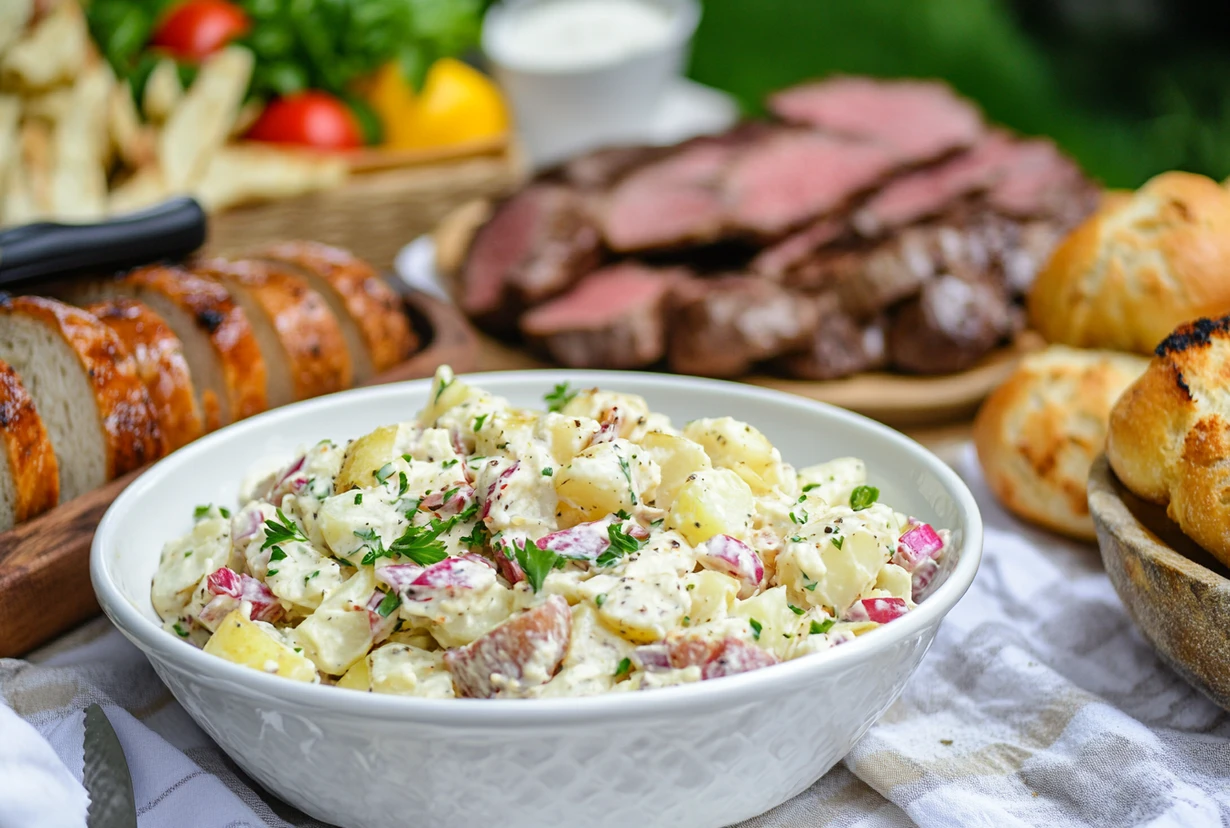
[750,218,846,279]
[723,131,898,237]
[458,184,602,329]
[559,145,673,189]
[775,294,888,380]
[519,263,685,368]
[984,136,1099,223]
[667,276,818,377]
[887,275,1012,374]
[767,76,984,165]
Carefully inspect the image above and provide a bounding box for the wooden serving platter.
[0,289,475,657]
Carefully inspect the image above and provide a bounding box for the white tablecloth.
[3,443,1228,828]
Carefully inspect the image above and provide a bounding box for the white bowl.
[482,0,702,167]
[92,371,982,828]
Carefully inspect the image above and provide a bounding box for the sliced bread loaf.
[86,298,204,453]
[0,295,162,502]
[251,241,414,382]
[0,358,59,531]
[62,266,267,430]
[190,257,352,406]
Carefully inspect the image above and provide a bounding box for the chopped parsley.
[402,453,413,464]
[266,569,279,577]
[173,622,190,638]
[513,540,565,593]
[459,522,489,549]
[542,468,553,477]
[374,463,395,484]
[614,657,632,677]
[682,615,690,627]
[802,483,821,493]
[434,374,453,403]
[597,521,646,567]
[375,590,402,618]
[789,509,808,525]
[305,570,319,583]
[193,504,231,520]
[269,546,288,562]
[398,472,409,497]
[804,580,818,592]
[616,448,637,505]
[354,492,363,505]
[544,382,577,412]
[789,535,804,543]
[440,487,460,506]
[442,459,458,469]
[335,556,354,567]
[650,518,664,528]
[595,593,607,607]
[788,604,804,616]
[183,550,193,558]
[849,485,879,511]
[810,618,835,635]
[749,618,763,640]
[262,508,308,549]
[831,536,844,550]
[473,414,488,431]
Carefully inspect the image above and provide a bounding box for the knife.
[0,197,206,288]
[83,703,138,828]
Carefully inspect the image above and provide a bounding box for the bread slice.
[0,358,59,531]
[189,257,352,406]
[251,241,414,382]
[61,266,267,431]
[86,298,204,453]
[0,295,162,502]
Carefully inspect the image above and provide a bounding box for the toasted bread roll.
[62,266,267,430]
[252,241,414,382]
[0,295,161,502]
[1029,172,1230,354]
[86,298,204,453]
[975,345,1148,540]
[0,358,59,531]
[1107,315,1230,566]
[190,257,352,406]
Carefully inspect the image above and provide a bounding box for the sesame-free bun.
[1028,172,1230,354]
[1107,315,1230,567]
[975,345,1148,540]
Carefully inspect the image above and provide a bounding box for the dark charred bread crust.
[0,358,59,525]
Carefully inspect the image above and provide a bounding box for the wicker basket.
[205,141,527,270]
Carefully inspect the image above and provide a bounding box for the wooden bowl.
[1088,454,1230,710]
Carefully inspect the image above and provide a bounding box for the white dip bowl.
[92,371,982,828]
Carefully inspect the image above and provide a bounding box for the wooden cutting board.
[0,290,475,657]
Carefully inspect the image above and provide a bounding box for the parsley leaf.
[354,492,363,505]
[269,546,287,562]
[459,522,489,549]
[831,536,844,550]
[810,618,835,635]
[514,541,563,592]
[749,618,763,640]
[262,508,308,550]
[596,521,646,567]
[442,459,458,469]
[398,472,409,497]
[173,622,190,638]
[595,593,607,607]
[376,590,402,618]
[544,382,578,412]
[788,604,804,616]
[266,569,279,577]
[849,485,879,511]
[435,374,453,402]
[542,467,553,477]
[614,657,632,677]
[473,414,488,431]
[374,463,395,484]
[804,580,818,591]
[789,509,808,525]
[802,483,821,493]
[616,448,637,506]
[220,506,231,518]
[193,504,211,520]
[387,519,452,566]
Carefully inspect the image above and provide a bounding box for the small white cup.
[483,0,702,167]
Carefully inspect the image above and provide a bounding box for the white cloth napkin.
[3,443,1228,828]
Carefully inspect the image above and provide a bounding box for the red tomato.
[150,0,250,61]
[245,92,364,150]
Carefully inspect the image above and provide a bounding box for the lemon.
[363,58,509,150]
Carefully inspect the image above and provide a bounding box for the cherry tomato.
[245,92,365,150]
[150,0,250,62]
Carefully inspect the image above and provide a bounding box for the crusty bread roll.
[1028,172,1230,354]
[86,298,204,453]
[1107,315,1230,567]
[974,345,1148,539]
[0,295,162,502]
[0,358,59,531]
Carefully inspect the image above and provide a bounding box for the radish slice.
[404,556,496,600]
[845,597,908,624]
[909,557,940,602]
[894,523,943,570]
[537,520,611,561]
[204,567,282,623]
[700,638,778,680]
[695,535,764,598]
[420,485,475,516]
[481,462,519,519]
[375,563,426,590]
[632,644,672,672]
[230,509,264,545]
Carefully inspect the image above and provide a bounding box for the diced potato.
[337,656,372,691]
[666,468,755,546]
[875,563,913,602]
[797,457,866,507]
[420,366,484,424]
[597,563,689,644]
[683,418,774,473]
[808,530,889,615]
[203,611,317,682]
[535,411,602,465]
[561,390,650,438]
[639,432,711,508]
[293,569,377,676]
[731,586,803,659]
[555,439,659,519]
[474,408,539,458]
[370,645,454,697]
[334,425,399,493]
[684,570,740,626]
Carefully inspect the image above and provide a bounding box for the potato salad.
[152,367,948,699]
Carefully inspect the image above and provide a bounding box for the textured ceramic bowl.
[1088,454,1230,711]
[92,371,983,828]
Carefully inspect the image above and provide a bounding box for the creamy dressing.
[488,0,676,71]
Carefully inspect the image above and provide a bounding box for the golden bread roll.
[1107,315,1230,567]
[1028,172,1230,354]
[974,345,1148,540]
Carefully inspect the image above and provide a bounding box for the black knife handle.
[0,197,207,288]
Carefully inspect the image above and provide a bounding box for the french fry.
[0,0,87,92]
[108,164,169,216]
[22,87,73,124]
[142,58,183,124]
[109,80,155,168]
[193,143,347,211]
[0,0,34,62]
[49,61,112,220]
[19,119,51,214]
[0,95,19,183]
[158,46,253,190]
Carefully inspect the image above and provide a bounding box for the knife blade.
[83,703,138,828]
